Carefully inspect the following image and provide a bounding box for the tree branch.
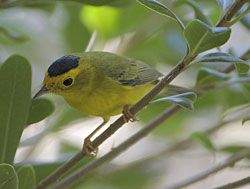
[212,176,250,189]
[34,1,249,188]
[165,149,250,189]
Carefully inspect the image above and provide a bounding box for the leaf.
[191,132,216,152]
[195,52,243,64]
[17,165,36,189]
[234,61,250,74]
[80,5,120,38]
[220,145,249,154]
[216,0,234,12]
[196,67,230,87]
[184,19,231,56]
[0,55,31,164]
[0,163,18,189]
[194,52,250,74]
[27,98,54,125]
[175,0,212,25]
[152,92,197,110]
[223,103,250,124]
[241,14,250,30]
[136,0,185,30]
[0,26,28,43]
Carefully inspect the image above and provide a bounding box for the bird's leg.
[122,104,138,122]
[83,119,108,156]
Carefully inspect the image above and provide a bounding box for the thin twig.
[165,149,250,189]
[52,106,181,189]
[212,176,250,189]
[34,1,248,188]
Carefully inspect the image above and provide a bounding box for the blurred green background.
[0,0,250,188]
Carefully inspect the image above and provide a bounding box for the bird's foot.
[122,104,138,122]
[82,138,98,157]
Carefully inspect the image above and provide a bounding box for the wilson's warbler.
[34,51,162,155]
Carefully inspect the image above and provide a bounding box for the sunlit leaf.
[80,5,120,38]
[0,55,31,164]
[17,165,36,189]
[136,0,185,30]
[191,132,216,152]
[184,19,231,56]
[0,163,18,189]
[152,92,197,110]
[27,98,54,126]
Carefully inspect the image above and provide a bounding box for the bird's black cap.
[48,55,80,77]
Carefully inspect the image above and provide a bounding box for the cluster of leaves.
[0,0,250,188]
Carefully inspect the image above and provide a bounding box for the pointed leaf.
[152,92,197,110]
[196,67,230,87]
[0,55,31,164]
[27,98,54,126]
[184,19,231,55]
[0,26,28,43]
[0,163,18,189]
[175,0,212,25]
[191,132,216,152]
[223,103,250,123]
[136,0,185,30]
[195,52,243,64]
[17,165,36,189]
[220,145,249,154]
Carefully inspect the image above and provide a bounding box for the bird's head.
[34,55,84,98]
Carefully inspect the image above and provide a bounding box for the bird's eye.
[63,78,73,87]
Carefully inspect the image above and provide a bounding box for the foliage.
[0,0,250,188]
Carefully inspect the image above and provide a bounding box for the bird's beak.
[33,85,48,99]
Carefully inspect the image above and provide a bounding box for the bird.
[34,51,163,155]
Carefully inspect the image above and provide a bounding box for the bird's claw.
[83,138,98,157]
[122,104,138,122]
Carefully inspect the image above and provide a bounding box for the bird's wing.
[104,57,163,86]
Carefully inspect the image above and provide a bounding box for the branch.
[212,176,250,189]
[165,149,250,189]
[34,1,249,189]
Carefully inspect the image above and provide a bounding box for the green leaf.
[191,132,216,152]
[196,67,230,87]
[0,163,18,189]
[184,19,231,56]
[80,5,120,38]
[0,26,28,43]
[136,0,185,30]
[195,52,243,64]
[175,0,212,25]
[194,52,250,74]
[152,92,197,110]
[220,145,249,154]
[223,103,250,124]
[216,0,234,12]
[0,55,31,164]
[234,61,250,74]
[17,165,36,189]
[27,98,54,126]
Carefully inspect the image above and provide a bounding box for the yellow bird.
[34,51,162,155]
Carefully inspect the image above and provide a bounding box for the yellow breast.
[63,77,155,119]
